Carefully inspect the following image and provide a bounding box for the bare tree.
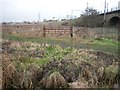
[81,7,99,16]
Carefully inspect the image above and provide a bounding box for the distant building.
[118,1,120,10]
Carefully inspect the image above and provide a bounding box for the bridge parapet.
[98,10,120,26]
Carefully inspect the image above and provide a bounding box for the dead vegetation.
[2,40,119,89]
[39,71,69,88]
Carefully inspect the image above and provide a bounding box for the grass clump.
[39,71,69,88]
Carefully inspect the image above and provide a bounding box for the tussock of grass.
[39,71,69,88]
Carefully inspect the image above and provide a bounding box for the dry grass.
[39,71,69,88]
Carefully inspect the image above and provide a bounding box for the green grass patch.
[93,38,119,46]
[3,34,72,44]
[3,34,119,57]
[88,38,119,56]
[13,45,72,67]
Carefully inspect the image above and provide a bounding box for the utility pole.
[107,3,109,12]
[66,15,69,20]
[87,2,89,9]
[86,2,89,15]
[71,10,73,19]
[38,13,40,22]
[71,10,81,18]
[104,0,106,22]
[101,0,107,38]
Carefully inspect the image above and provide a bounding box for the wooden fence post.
[43,26,46,47]
[43,26,46,38]
[70,26,74,50]
[70,26,73,38]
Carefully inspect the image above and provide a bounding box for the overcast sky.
[1,0,120,22]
